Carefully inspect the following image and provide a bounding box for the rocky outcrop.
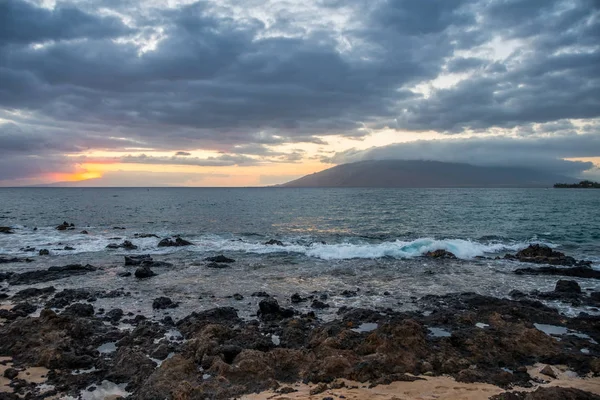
[506,244,591,267]
[7,264,96,285]
[424,249,457,259]
[0,226,14,234]
[135,266,156,278]
[264,239,284,246]
[158,237,193,247]
[204,255,235,263]
[106,240,138,250]
[56,221,75,231]
[515,266,600,280]
[152,297,179,309]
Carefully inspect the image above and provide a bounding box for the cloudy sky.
[1,0,599,186]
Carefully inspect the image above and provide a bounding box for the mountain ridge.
[280,160,574,188]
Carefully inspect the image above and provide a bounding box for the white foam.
[196,236,541,260]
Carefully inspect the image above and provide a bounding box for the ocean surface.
[1,187,599,319]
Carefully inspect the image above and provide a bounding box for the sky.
[0,0,599,186]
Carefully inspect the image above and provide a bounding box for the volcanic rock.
[204,255,235,263]
[135,266,156,279]
[158,237,193,247]
[425,249,457,259]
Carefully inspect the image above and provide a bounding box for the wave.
[194,236,547,260]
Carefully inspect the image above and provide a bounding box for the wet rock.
[38,249,50,256]
[204,255,235,263]
[490,387,600,399]
[0,302,37,320]
[555,279,582,294]
[106,308,124,322]
[80,230,89,234]
[311,299,330,309]
[258,298,294,320]
[8,264,96,285]
[21,246,36,252]
[310,382,328,395]
[233,293,244,301]
[135,266,156,278]
[291,293,308,303]
[56,221,75,231]
[539,365,557,379]
[12,286,56,301]
[0,257,23,264]
[46,289,95,308]
[134,233,159,238]
[341,290,358,297]
[106,240,138,250]
[106,347,157,390]
[206,262,230,269]
[113,226,126,230]
[64,246,75,250]
[3,367,19,379]
[153,297,179,310]
[515,266,600,279]
[62,303,95,318]
[124,255,152,266]
[252,291,270,297]
[177,307,241,337]
[0,226,14,234]
[150,343,171,360]
[118,271,132,277]
[265,239,284,246]
[157,237,193,247]
[509,244,591,267]
[424,249,457,259]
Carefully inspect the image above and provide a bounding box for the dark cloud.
[326,134,600,177]
[175,151,191,156]
[0,0,131,46]
[120,153,260,167]
[0,0,598,183]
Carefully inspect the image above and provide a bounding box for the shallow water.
[1,188,599,320]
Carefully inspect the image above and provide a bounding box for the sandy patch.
[242,367,600,400]
[0,358,50,394]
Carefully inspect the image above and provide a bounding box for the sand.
[0,357,50,394]
[243,365,600,400]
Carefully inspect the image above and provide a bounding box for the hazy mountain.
[280,160,574,188]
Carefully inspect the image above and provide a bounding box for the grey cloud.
[0,0,131,46]
[175,151,191,156]
[120,153,260,166]
[326,134,600,177]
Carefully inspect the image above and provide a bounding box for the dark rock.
[0,302,37,320]
[424,249,457,259]
[62,303,94,317]
[106,308,124,322]
[106,240,138,250]
[311,299,330,309]
[490,387,600,400]
[510,244,590,267]
[251,291,270,297]
[106,347,157,390]
[21,246,36,252]
[341,290,358,297]
[3,368,18,379]
[0,226,14,234]
[12,286,56,301]
[150,343,171,360]
[206,262,229,269]
[46,289,95,308]
[113,226,126,230]
[515,266,600,280]
[291,293,308,303]
[125,255,153,266]
[555,279,581,294]
[134,233,159,238]
[152,297,179,310]
[257,298,294,320]
[0,257,23,264]
[118,271,132,277]
[204,255,235,263]
[7,264,96,285]
[176,307,241,337]
[64,246,75,250]
[56,221,74,231]
[39,249,50,256]
[135,266,156,279]
[157,237,193,247]
[265,239,284,246]
[233,293,244,300]
[80,230,89,234]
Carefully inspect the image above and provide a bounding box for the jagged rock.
[135,266,156,279]
[554,279,581,294]
[106,308,124,322]
[233,293,244,300]
[515,266,600,279]
[125,255,153,266]
[0,257,23,264]
[424,249,457,259]
[106,240,138,250]
[7,264,96,285]
[12,286,56,301]
[510,244,589,267]
[56,221,74,231]
[265,239,284,246]
[258,298,294,320]
[152,297,179,310]
[251,291,270,297]
[64,246,75,250]
[206,262,229,269]
[490,387,600,399]
[3,368,18,379]
[134,233,159,238]
[80,230,89,234]
[311,299,330,309]
[0,227,14,234]
[39,249,50,256]
[62,303,95,317]
[157,237,193,247]
[204,255,235,263]
[291,293,308,303]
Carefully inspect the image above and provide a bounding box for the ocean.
[1,187,599,319]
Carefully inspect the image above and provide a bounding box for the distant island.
[280,160,575,188]
[554,180,600,188]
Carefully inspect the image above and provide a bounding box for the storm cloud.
[0,0,599,183]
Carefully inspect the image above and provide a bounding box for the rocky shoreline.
[0,245,599,399]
